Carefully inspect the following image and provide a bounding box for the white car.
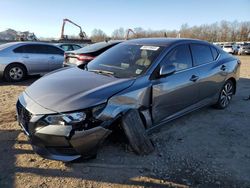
[222,45,237,54]
[0,42,64,82]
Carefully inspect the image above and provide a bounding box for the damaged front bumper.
[31,126,111,162]
[16,100,111,162]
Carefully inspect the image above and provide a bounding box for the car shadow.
[0,127,188,188]
[0,75,40,86]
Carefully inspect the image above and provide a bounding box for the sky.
[0,0,249,38]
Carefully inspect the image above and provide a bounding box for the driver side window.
[163,44,193,71]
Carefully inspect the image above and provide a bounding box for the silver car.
[0,42,64,82]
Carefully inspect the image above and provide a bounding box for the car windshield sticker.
[140,46,160,51]
[121,63,130,68]
[136,69,143,74]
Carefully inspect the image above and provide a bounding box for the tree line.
[90,20,250,43]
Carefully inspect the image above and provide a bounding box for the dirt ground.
[0,56,250,188]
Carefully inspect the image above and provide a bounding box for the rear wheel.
[215,80,235,109]
[4,64,26,82]
[121,109,154,155]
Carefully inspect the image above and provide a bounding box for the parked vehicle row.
[15,38,241,161]
[218,43,250,55]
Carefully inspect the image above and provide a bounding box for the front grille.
[16,100,32,134]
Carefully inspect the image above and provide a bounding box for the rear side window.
[190,44,214,66]
[211,47,219,60]
[13,45,40,53]
[13,45,27,53]
[163,44,193,71]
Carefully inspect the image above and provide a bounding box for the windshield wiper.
[88,69,115,77]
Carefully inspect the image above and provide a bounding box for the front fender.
[96,84,153,128]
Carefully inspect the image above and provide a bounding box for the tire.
[121,109,154,155]
[214,80,235,109]
[4,64,26,82]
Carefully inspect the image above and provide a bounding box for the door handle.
[190,75,199,82]
[50,56,55,59]
[23,56,29,58]
[220,65,226,71]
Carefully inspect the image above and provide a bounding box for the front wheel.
[214,80,235,109]
[121,109,154,155]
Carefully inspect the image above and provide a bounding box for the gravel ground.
[0,56,250,188]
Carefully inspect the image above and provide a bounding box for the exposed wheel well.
[227,77,236,94]
[4,62,28,75]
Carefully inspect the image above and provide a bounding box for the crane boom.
[125,29,136,40]
[60,18,86,40]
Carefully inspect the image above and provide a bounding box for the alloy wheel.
[220,82,233,108]
[9,67,24,81]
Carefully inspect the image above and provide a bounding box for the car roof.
[54,43,82,46]
[125,38,211,46]
[71,40,124,54]
[92,40,124,45]
[5,41,61,46]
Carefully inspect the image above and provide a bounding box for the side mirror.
[159,64,176,77]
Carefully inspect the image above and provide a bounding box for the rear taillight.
[77,54,95,61]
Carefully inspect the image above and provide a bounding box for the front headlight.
[44,112,86,126]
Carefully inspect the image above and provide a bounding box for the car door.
[43,45,64,71]
[151,44,200,124]
[14,44,50,74]
[190,44,225,101]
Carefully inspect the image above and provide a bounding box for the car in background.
[54,43,83,51]
[64,40,123,67]
[0,42,64,82]
[16,38,240,161]
[238,45,250,55]
[222,45,237,54]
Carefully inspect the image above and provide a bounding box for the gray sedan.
[0,42,64,82]
[16,38,241,161]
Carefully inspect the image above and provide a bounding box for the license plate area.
[67,57,78,64]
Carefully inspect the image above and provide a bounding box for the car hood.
[25,67,135,113]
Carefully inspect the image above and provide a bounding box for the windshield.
[86,43,164,78]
